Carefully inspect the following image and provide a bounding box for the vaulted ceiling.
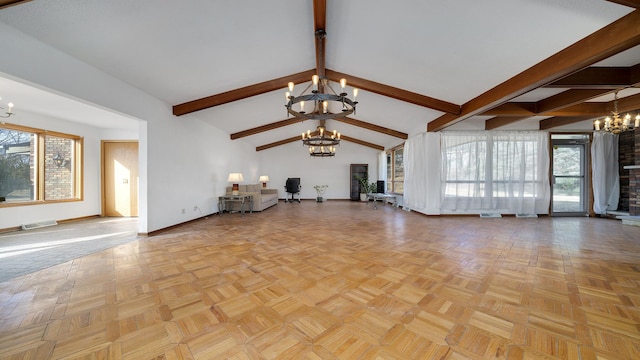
[1,0,639,152]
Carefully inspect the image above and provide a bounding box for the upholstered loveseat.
[225,184,278,211]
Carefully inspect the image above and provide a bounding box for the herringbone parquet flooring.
[1,201,640,359]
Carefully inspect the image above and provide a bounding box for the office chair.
[284,178,301,203]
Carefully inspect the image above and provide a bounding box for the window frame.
[386,143,404,194]
[0,122,83,208]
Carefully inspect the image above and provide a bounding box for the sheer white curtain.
[591,131,619,214]
[403,132,441,213]
[441,131,550,214]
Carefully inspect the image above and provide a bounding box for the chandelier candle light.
[594,90,640,134]
[0,96,14,118]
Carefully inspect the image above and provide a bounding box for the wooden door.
[350,164,368,201]
[103,141,139,217]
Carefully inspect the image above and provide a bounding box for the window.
[0,123,83,206]
[386,145,404,194]
[440,131,549,214]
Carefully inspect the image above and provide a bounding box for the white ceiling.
[0,0,637,149]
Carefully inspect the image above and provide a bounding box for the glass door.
[551,135,589,216]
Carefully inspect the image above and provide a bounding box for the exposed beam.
[539,116,595,130]
[536,89,612,113]
[339,135,385,151]
[173,69,316,116]
[481,102,536,116]
[427,10,640,132]
[631,63,640,84]
[333,117,408,139]
[256,131,384,152]
[313,0,326,78]
[544,102,606,117]
[256,136,301,152]
[485,116,532,130]
[615,92,640,112]
[605,0,640,8]
[325,69,461,115]
[0,0,31,10]
[230,118,303,140]
[546,67,632,88]
[481,90,611,118]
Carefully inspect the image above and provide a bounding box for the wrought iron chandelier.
[594,90,639,134]
[285,76,358,120]
[301,124,340,157]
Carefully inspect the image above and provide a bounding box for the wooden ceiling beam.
[615,92,640,112]
[427,10,640,132]
[325,69,461,114]
[480,102,537,116]
[631,63,640,84]
[605,0,640,8]
[256,136,301,152]
[0,0,31,9]
[339,135,385,151]
[256,132,384,152]
[314,0,326,78]
[546,67,632,88]
[173,69,316,116]
[333,117,408,139]
[536,89,612,113]
[485,116,532,130]
[230,118,303,140]
[544,102,606,116]
[539,116,596,130]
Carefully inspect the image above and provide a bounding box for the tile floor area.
[0,217,139,282]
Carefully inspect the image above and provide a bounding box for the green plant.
[354,175,377,194]
[313,184,328,196]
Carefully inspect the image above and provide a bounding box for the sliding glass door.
[551,135,589,216]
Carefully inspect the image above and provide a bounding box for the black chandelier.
[301,124,340,157]
[285,75,358,120]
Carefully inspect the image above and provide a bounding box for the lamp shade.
[259,175,269,182]
[227,173,244,183]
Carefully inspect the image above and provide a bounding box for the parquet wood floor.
[2,201,640,359]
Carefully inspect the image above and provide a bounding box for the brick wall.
[629,130,640,216]
[44,136,73,200]
[618,131,635,212]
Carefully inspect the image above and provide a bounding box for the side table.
[218,195,254,217]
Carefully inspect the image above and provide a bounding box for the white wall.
[0,21,259,233]
[258,140,379,200]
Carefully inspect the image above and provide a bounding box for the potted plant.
[355,175,373,201]
[314,184,328,202]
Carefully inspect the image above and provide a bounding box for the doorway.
[102,141,139,217]
[551,134,590,216]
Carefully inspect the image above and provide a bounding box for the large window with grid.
[0,123,83,206]
[386,145,404,194]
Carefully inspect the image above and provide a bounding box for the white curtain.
[591,131,619,214]
[441,131,550,214]
[403,132,441,213]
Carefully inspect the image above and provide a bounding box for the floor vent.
[21,220,58,230]
[480,213,502,218]
[516,213,538,218]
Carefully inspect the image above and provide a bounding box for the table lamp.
[259,175,270,188]
[227,173,244,195]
